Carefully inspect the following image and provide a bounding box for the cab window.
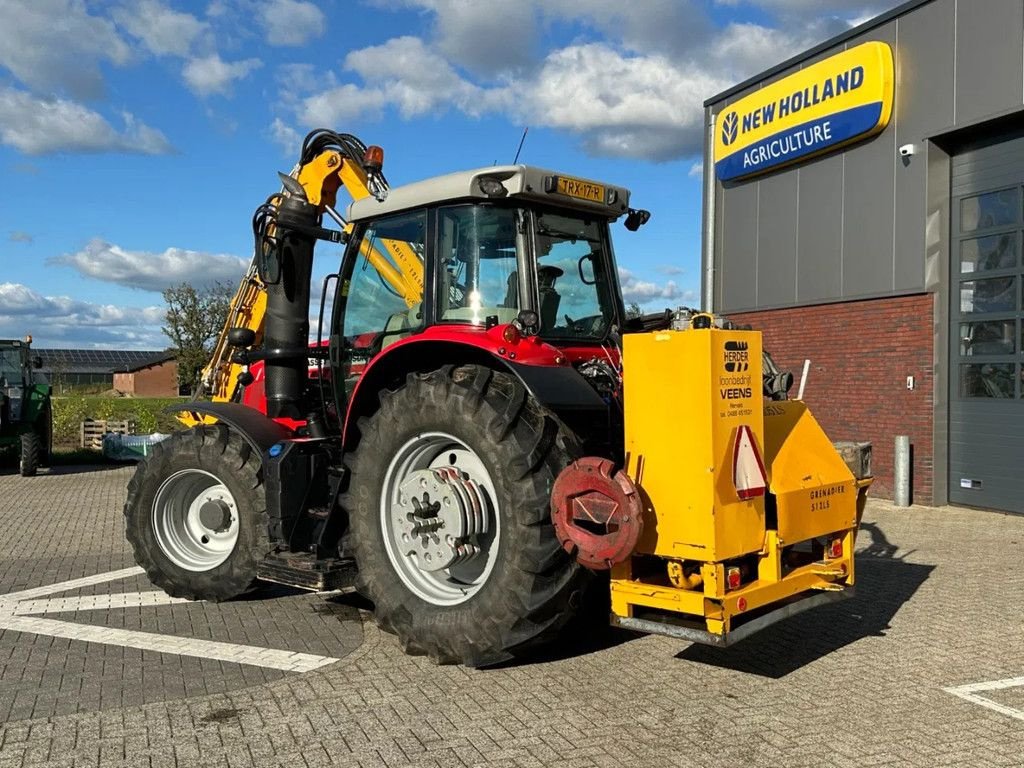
[437,205,521,326]
[534,211,615,339]
[339,210,426,382]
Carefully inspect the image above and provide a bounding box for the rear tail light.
[829,537,843,559]
[726,566,741,591]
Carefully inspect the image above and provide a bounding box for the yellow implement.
[611,326,868,645]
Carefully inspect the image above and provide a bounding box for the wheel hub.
[198,499,232,532]
[394,467,488,572]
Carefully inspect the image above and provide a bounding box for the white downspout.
[701,111,717,313]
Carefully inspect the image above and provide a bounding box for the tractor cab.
[335,166,635,385]
[0,338,51,476]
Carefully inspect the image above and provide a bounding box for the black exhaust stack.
[264,195,316,421]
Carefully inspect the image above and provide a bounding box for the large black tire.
[124,424,270,601]
[19,431,39,477]
[38,402,52,467]
[344,364,587,667]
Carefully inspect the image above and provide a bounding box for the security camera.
[899,144,916,157]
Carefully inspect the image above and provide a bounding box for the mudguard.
[167,401,292,459]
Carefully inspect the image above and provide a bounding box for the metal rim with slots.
[380,431,501,606]
[152,469,239,572]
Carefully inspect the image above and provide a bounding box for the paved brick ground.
[0,463,1022,767]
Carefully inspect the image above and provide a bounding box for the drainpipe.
[701,111,717,313]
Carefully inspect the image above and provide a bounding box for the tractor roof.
[347,164,631,223]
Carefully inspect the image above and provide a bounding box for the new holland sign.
[714,42,894,182]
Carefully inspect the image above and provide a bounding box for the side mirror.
[624,208,651,232]
[31,356,43,369]
[228,328,256,348]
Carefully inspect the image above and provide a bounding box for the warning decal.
[733,425,768,501]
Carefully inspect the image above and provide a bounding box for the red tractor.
[126,131,868,666]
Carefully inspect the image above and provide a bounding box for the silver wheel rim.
[152,469,239,572]
[381,431,501,606]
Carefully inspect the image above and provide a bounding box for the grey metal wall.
[707,0,1024,313]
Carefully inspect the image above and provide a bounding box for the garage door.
[950,132,1024,512]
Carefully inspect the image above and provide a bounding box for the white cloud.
[260,0,325,46]
[286,0,891,162]
[618,267,695,306]
[423,0,537,74]
[0,87,173,155]
[299,84,388,127]
[0,282,166,349]
[344,36,491,117]
[183,54,262,97]
[114,0,210,57]
[9,231,33,243]
[269,117,301,153]
[50,239,247,292]
[0,0,131,99]
[655,264,686,276]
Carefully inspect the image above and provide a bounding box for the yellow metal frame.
[611,326,869,643]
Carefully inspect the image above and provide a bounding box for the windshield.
[533,210,616,340]
[0,347,23,388]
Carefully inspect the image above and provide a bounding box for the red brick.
[730,293,934,504]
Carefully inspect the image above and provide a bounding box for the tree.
[625,302,643,320]
[162,282,232,395]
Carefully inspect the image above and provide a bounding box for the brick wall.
[729,293,935,504]
[112,361,178,397]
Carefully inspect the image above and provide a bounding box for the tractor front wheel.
[124,425,270,601]
[344,365,587,667]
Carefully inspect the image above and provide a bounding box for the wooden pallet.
[80,419,136,450]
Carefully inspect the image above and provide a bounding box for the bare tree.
[162,282,232,395]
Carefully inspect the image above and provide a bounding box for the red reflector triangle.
[733,425,768,500]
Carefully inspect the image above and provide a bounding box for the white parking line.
[944,677,1024,722]
[11,591,191,615]
[0,567,341,673]
[1,566,145,601]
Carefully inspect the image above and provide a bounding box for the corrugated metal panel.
[756,171,798,306]
[796,154,844,302]
[954,2,1024,125]
[720,183,759,311]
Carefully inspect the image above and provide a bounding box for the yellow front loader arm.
[180,139,422,427]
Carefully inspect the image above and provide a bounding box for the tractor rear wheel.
[19,431,39,477]
[124,425,270,601]
[344,365,587,667]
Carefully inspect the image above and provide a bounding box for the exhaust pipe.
[264,195,316,421]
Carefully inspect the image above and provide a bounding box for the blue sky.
[0,0,897,349]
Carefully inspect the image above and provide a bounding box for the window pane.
[960,276,1016,313]
[438,206,521,326]
[961,188,1019,232]
[535,211,613,339]
[960,320,1016,355]
[341,210,426,375]
[960,233,1018,273]
[959,363,1015,398]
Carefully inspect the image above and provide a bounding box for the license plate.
[556,176,606,203]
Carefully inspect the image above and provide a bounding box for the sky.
[0,0,901,349]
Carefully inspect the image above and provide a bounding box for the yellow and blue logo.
[714,42,894,182]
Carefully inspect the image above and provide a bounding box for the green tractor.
[0,339,52,476]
